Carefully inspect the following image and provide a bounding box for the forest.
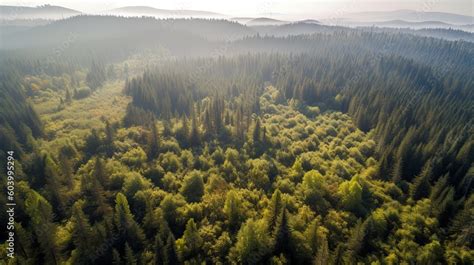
[0,14,473,265]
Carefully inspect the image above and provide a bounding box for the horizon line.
[1,4,473,18]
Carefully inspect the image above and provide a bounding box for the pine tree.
[273,209,293,260]
[177,219,203,261]
[180,171,204,203]
[232,219,270,264]
[314,234,329,265]
[58,143,76,188]
[189,111,201,147]
[65,87,72,104]
[449,194,474,248]
[164,234,179,265]
[112,248,121,265]
[114,193,145,249]
[267,189,283,233]
[154,234,165,265]
[344,220,366,263]
[42,153,66,217]
[124,243,137,265]
[94,156,108,186]
[234,106,245,142]
[224,190,242,232]
[70,200,94,264]
[331,244,345,265]
[253,118,261,144]
[305,222,319,257]
[104,120,115,156]
[203,108,213,136]
[162,120,172,137]
[84,128,102,157]
[24,191,60,265]
[176,115,189,147]
[87,60,106,90]
[81,160,111,223]
[410,162,432,200]
[147,122,160,159]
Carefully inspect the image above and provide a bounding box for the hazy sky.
[2,0,473,17]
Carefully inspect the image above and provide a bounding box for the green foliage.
[73,86,92,99]
[231,219,271,264]
[224,190,244,232]
[180,171,205,203]
[121,147,147,168]
[24,189,60,264]
[114,193,145,249]
[86,60,106,90]
[70,200,95,264]
[338,177,369,217]
[0,71,42,157]
[176,219,203,262]
[3,30,473,264]
[301,170,331,214]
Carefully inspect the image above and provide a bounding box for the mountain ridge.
[104,6,226,18]
[0,4,81,19]
[340,9,473,24]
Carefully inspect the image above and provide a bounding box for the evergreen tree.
[124,243,137,265]
[86,60,106,90]
[232,219,271,265]
[177,219,203,261]
[24,191,60,265]
[224,190,243,232]
[180,171,205,203]
[410,162,432,200]
[65,87,72,104]
[147,122,161,159]
[104,120,115,156]
[273,209,293,260]
[70,200,95,264]
[314,234,329,265]
[84,128,102,158]
[114,193,145,249]
[189,111,201,147]
[93,156,108,186]
[154,234,165,265]
[164,234,179,265]
[266,189,284,233]
[112,249,122,265]
[81,161,111,223]
[253,118,261,144]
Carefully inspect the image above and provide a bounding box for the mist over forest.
[0,3,473,265]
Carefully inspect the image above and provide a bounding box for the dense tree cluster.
[0,15,473,265]
[0,70,42,158]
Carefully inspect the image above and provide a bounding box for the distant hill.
[246,17,288,26]
[375,20,473,32]
[104,6,226,18]
[338,9,473,25]
[458,24,474,32]
[357,26,474,42]
[378,20,451,27]
[350,20,466,29]
[0,5,80,20]
[230,17,255,24]
[327,19,473,32]
[251,22,346,37]
[299,19,320,24]
[0,15,256,63]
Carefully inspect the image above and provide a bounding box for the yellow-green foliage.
[34,80,129,155]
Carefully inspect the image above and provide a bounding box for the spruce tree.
[164,234,179,265]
